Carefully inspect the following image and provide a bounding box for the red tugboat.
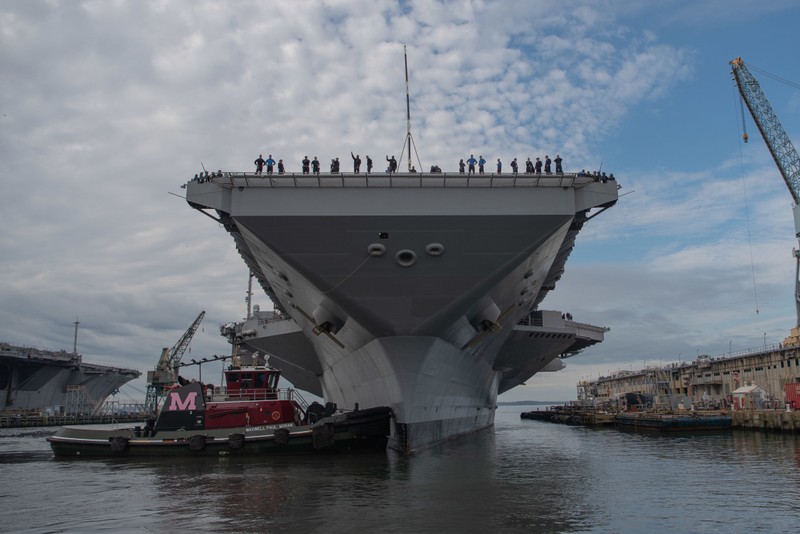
[47,356,392,457]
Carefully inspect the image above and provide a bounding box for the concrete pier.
[0,412,145,429]
[732,410,800,432]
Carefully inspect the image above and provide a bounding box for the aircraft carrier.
[186,169,618,452]
[0,342,140,413]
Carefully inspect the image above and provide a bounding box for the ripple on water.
[1,408,799,533]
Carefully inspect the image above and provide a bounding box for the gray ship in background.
[1,342,140,414]
[187,167,618,453]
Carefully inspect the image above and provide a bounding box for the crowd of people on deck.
[189,151,616,183]
[250,151,580,176]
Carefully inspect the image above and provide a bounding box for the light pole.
[763,332,767,351]
[729,340,732,356]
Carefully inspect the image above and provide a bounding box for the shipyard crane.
[144,310,205,414]
[730,57,800,326]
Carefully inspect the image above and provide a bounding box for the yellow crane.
[144,311,205,414]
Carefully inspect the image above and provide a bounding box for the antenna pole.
[404,45,412,171]
[72,318,79,355]
[246,271,253,319]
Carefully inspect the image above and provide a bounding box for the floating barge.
[522,405,800,433]
[521,406,733,431]
[520,407,615,427]
[614,412,731,431]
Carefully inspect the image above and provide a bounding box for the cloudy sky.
[2,0,799,402]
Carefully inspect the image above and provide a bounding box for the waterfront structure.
[186,170,618,452]
[1,342,141,414]
[579,328,800,410]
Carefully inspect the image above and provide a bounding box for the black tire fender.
[228,433,245,450]
[189,434,206,451]
[274,428,290,445]
[109,436,129,454]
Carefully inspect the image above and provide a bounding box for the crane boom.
[730,57,800,207]
[144,310,206,414]
[730,57,800,328]
[166,310,205,372]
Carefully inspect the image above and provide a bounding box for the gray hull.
[187,172,617,452]
[1,342,141,413]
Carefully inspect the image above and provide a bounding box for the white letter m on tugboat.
[167,391,197,411]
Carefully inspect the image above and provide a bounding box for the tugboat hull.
[47,406,392,458]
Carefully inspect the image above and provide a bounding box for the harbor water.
[1,406,798,533]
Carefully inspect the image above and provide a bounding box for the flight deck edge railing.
[188,171,614,190]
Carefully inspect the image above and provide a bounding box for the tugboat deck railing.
[211,386,306,408]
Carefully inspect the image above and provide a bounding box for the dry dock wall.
[732,410,800,432]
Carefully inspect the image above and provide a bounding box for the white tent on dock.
[732,384,769,410]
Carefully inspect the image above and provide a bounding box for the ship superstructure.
[1,342,141,413]
[187,171,618,451]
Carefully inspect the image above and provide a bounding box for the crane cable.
[747,63,800,91]
[732,82,760,316]
[738,93,749,143]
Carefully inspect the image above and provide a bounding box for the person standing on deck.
[386,155,397,173]
[254,154,266,174]
[302,156,310,174]
[266,155,276,174]
[459,159,466,174]
[555,155,563,174]
[277,159,285,174]
[366,155,373,174]
[510,158,518,175]
[496,158,502,174]
[535,157,542,174]
[312,157,320,174]
[544,155,551,174]
[351,152,362,173]
[479,155,486,174]
[467,154,477,175]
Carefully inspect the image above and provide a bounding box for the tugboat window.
[378,232,389,239]
[255,373,266,388]
[241,373,253,389]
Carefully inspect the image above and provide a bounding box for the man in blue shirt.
[266,155,276,174]
[467,154,477,175]
[478,155,486,174]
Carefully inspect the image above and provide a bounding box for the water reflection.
[2,411,799,533]
[139,419,597,533]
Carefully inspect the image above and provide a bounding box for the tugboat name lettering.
[168,391,197,411]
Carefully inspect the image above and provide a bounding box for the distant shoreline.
[497,400,566,406]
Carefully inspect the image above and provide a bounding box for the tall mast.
[404,45,412,171]
[72,318,79,355]
[246,271,253,319]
